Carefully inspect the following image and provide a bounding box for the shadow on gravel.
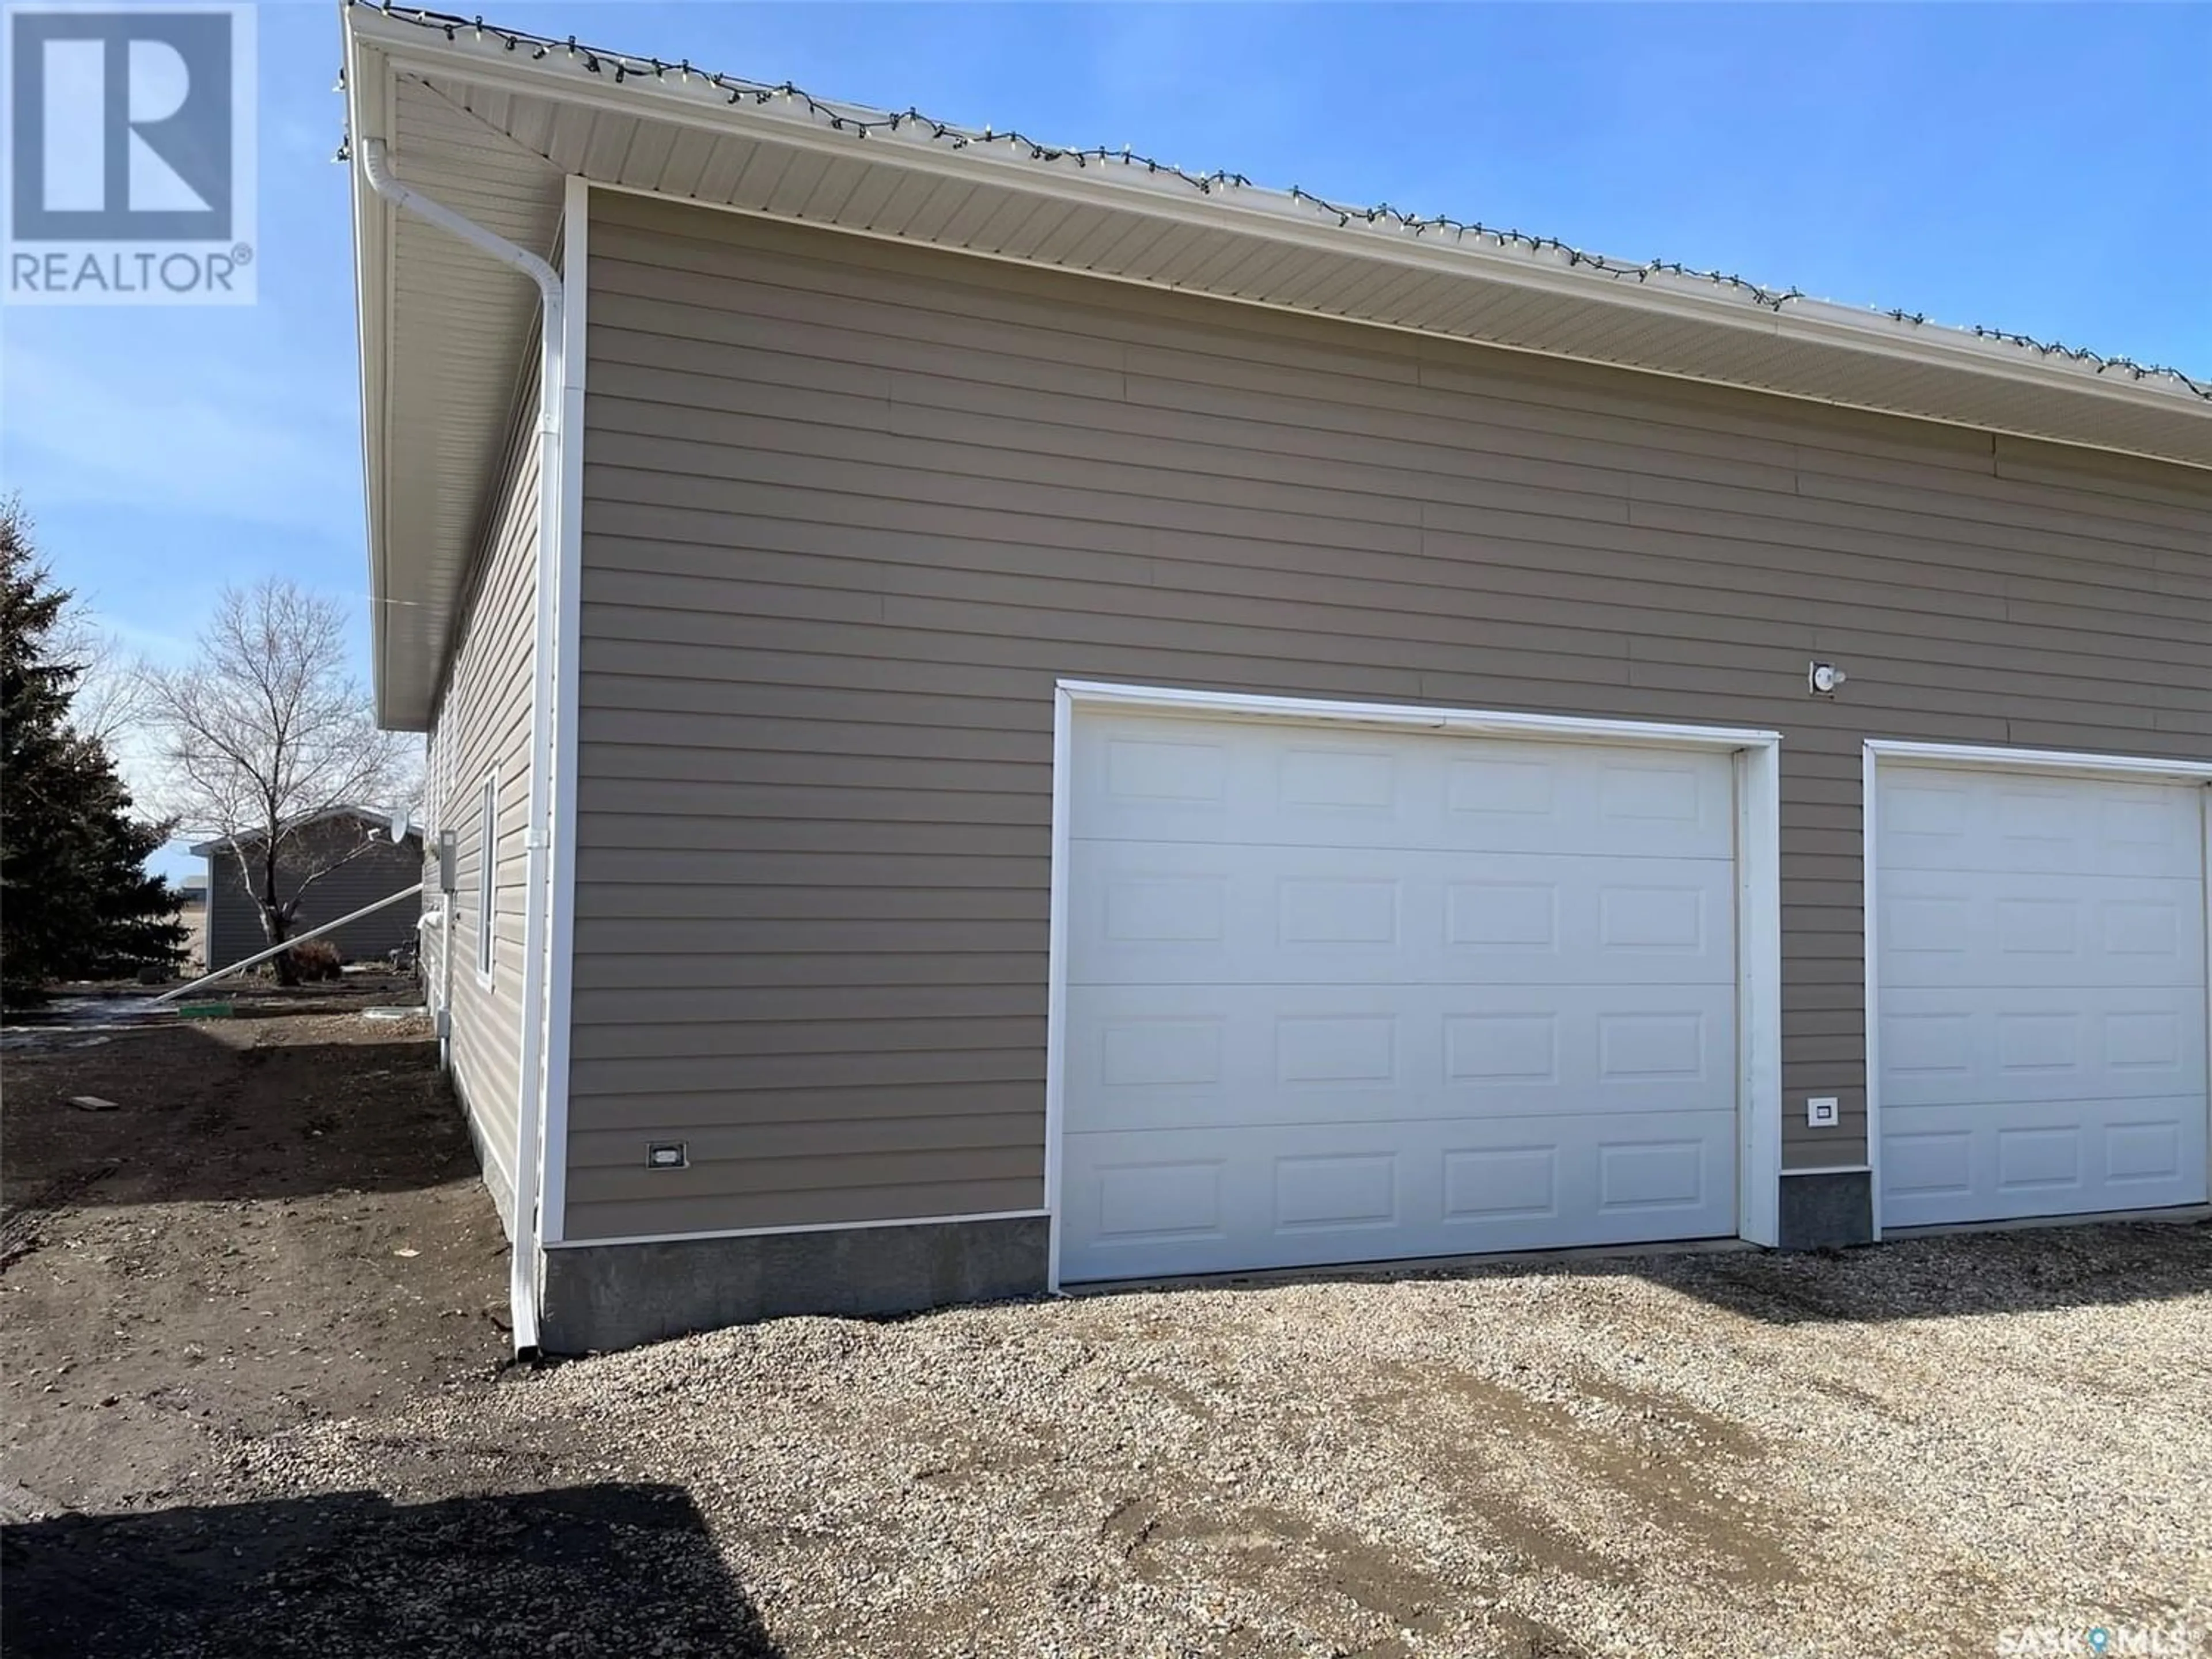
[0,1483,781,1659]
[1111,1219,2212,1326]
[1650,1221,2212,1325]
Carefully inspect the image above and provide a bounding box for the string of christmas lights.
[1964,325,2206,392]
[340,1,2209,400]
[1280,186,1806,310]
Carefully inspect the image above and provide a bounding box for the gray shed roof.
[190,805,421,857]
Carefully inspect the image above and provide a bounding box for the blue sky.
[3,1,2207,881]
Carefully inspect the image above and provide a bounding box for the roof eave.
[352,6,2210,441]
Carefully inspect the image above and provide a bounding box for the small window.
[475,773,497,980]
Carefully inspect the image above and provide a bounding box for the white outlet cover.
[1807,1096,1840,1127]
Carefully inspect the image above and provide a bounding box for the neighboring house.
[194,808,423,971]
[174,874,209,971]
[344,7,2211,1355]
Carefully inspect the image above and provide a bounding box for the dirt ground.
[3,999,2209,1659]
[1,984,509,1516]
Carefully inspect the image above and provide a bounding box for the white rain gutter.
[359,137,561,1355]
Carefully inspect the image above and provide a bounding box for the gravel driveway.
[13,1221,2207,1659]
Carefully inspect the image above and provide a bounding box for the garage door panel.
[1060,708,1748,1282]
[1881,1095,2208,1228]
[1880,771,2203,880]
[1063,1111,1737,1280]
[1877,763,2209,1231]
[1879,985,2208,1108]
[1073,717,1734,859]
[1880,869,2205,990]
[1074,982,1737,1133]
[1070,840,1737,987]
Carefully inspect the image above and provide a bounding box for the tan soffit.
[343,2,2211,728]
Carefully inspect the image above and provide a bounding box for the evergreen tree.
[0,499,184,995]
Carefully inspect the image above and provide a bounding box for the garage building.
[343,4,2211,1353]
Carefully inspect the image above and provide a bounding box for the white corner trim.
[540,1210,1052,1252]
[1043,684,1075,1294]
[1864,738,2212,784]
[1047,681,1787,1261]
[1862,742,1884,1244]
[537,175,589,1248]
[1734,740,1785,1248]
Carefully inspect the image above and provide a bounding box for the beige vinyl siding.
[570,190,2212,1243]
[428,366,542,1238]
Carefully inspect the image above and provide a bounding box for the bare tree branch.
[142,578,415,982]
[50,603,148,750]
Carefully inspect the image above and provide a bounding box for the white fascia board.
[350,7,2211,433]
[379,29,1787,339]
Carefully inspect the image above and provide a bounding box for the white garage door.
[1059,710,1741,1283]
[1876,764,2210,1230]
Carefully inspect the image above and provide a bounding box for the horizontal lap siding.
[428,370,541,1237]
[203,859,260,972]
[570,191,2212,1243]
[203,836,423,970]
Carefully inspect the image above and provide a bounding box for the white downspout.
[360,137,557,1355]
[438,704,458,1066]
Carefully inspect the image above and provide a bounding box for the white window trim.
[1046,680,1787,1292]
[474,769,498,987]
[1862,738,2212,1244]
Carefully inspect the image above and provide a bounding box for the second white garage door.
[1059,709,1742,1283]
[1876,762,2210,1230]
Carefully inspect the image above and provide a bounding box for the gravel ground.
[15,1221,2207,1659]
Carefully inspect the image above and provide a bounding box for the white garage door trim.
[1862,739,2212,1241]
[1044,680,1784,1291]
